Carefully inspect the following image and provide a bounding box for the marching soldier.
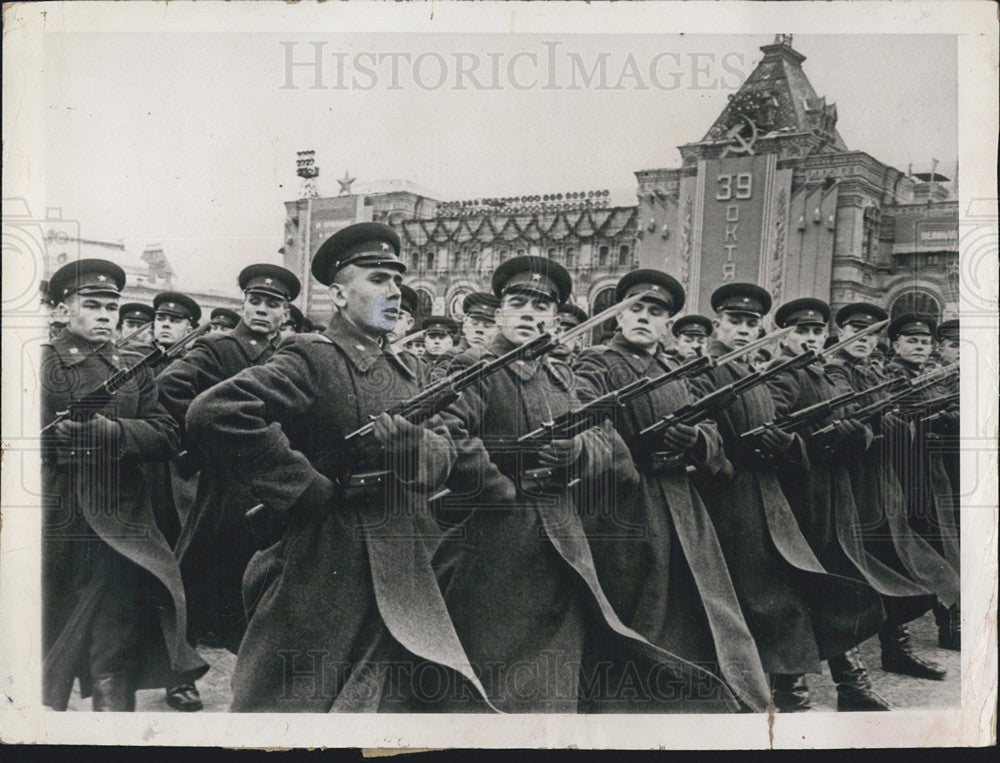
[387,283,419,342]
[150,292,202,376]
[116,302,155,349]
[825,303,957,680]
[549,303,589,361]
[572,270,770,711]
[186,222,491,712]
[433,256,741,713]
[459,291,500,351]
[423,315,457,357]
[387,283,425,371]
[934,318,960,504]
[666,313,713,362]
[279,304,306,339]
[691,284,878,712]
[158,263,301,658]
[883,314,961,651]
[208,307,240,335]
[766,297,894,710]
[41,259,207,711]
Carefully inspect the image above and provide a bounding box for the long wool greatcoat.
[692,340,879,669]
[825,351,959,622]
[41,331,207,709]
[765,349,913,640]
[186,313,492,712]
[571,334,769,710]
[159,320,281,651]
[434,333,742,713]
[882,357,960,575]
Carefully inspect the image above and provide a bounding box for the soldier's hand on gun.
[537,436,583,467]
[52,414,121,453]
[659,423,699,453]
[757,425,795,454]
[830,418,865,444]
[371,412,423,456]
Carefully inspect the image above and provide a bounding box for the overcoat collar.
[607,332,669,374]
[483,332,566,384]
[231,320,278,362]
[780,343,824,377]
[886,356,923,377]
[50,330,124,369]
[323,313,414,379]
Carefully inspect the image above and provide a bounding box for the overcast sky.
[41,32,956,293]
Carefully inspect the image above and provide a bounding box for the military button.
[69,347,79,354]
[112,355,118,362]
[356,344,364,351]
[249,339,257,346]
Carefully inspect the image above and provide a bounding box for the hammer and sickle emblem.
[722,113,758,157]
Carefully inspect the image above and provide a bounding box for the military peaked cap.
[710,283,772,317]
[48,258,126,302]
[615,269,685,316]
[154,291,202,324]
[888,313,937,342]
[774,297,830,328]
[491,255,572,306]
[311,222,404,286]
[238,264,301,301]
[672,314,714,338]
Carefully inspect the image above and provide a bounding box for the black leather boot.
[828,649,893,711]
[770,674,812,712]
[879,622,947,680]
[92,673,136,711]
[166,683,204,712]
[936,604,961,651]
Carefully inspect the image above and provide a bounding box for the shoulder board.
[287,332,335,345]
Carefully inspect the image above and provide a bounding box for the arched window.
[565,247,575,267]
[425,251,435,270]
[547,247,558,260]
[416,289,434,319]
[598,246,610,267]
[590,287,617,345]
[890,291,940,322]
[618,245,631,266]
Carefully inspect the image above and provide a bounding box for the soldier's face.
[938,339,960,364]
[893,334,933,365]
[387,309,414,342]
[64,294,119,343]
[242,292,287,337]
[498,291,557,345]
[617,298,671,350]
[839,323,878,359]
[784,323,827,355]
[674,333,707,360]
[331,265,403,337]
[425,331,454,355]
[154,312,191,347]
[463,315,497,348]
[713,312,759,349]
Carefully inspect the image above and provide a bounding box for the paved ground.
[66,611,958,713]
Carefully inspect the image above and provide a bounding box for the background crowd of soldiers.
[40,221,960,713]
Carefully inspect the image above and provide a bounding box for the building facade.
[282,36,957,338]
